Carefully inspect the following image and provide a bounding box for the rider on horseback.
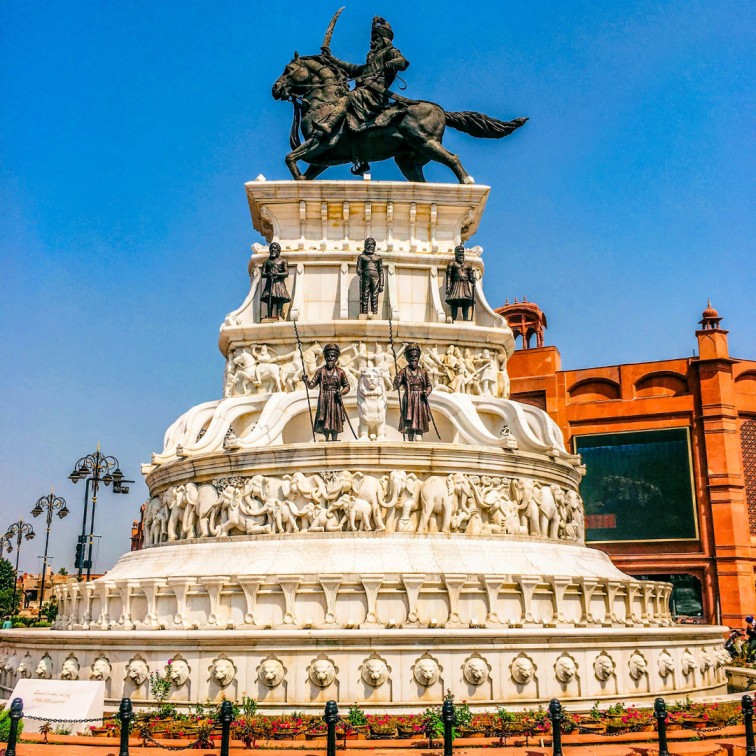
[318,16,409,137]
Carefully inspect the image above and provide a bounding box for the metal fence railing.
[2,694,755,756]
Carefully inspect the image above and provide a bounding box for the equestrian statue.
[272,10,528,183]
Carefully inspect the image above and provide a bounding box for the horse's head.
[272,52,308,100]
[272,52,346,100]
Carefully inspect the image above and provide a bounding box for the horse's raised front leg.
[285,137,319,180]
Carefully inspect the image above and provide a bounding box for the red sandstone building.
[500,299,756,627]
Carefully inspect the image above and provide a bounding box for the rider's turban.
[371,16,394,42]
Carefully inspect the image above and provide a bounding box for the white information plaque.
[8,679,105,732]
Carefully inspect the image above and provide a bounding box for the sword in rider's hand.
[321,6,345,52]
[422,392,441,439]
[335,389,357,439]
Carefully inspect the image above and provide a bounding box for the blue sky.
[1,1,753,573]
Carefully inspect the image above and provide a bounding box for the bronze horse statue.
[272,52,527,183]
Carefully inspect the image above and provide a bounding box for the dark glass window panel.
[574,429,697,542]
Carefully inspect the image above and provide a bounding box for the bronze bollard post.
[325,700,339,756]
[5,697,23,756]
[654,697,670,756]
[219,699,234,756]
[441,696,456,756]
[548,698,564,756]
[118,697,133,756]
[743,694,756,755]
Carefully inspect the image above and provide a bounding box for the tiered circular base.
[0,623,728,710]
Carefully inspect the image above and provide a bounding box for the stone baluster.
[96,581,115,630]
[320,575,342,628]
[201,576,230,627]
[55,585,68,629]
[640,582,659,626]
[514,575,541,626]
[604,579,624,625]
[577,577,600,626]
[547,576,573,627]
[483,575,507,626]
[115,580,138,630]
[387,264,400,321]
[339,263,349,320]
[320,201,327,250]
[360,575,383,628]
[444,574,468,627]
[67,583,81,629]
[167,577,196,628]
[238,576,264,627]
[278,577,300,627]
[402,574,425,627]
[429,267,446,322]
[141,579,167,629]
[81,582,97,630]
[624,581,642,625]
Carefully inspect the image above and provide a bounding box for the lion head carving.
[212,658,236,688]
[413,657,440,687]
[127,658,149,686]
[259,659,285,688]
[169,659,190,687]
[91,656,112,681]
[555,656,577,684]
[462,657,489,686]
[628,652,647,681]
[61,656,80,681]
[35,655,53,679]
[309,659,336,688]
[361,658,389,688]
[593,654,614,682]
[511,656,534,685]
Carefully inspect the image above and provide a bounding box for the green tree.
[0,559,17,617]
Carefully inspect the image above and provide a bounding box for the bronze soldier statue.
[305,343,350,441]
[445,244,477,322]
[320,16,409,140]
[356,237,384,317]
[260,242,291,319]
[394,344,433,441]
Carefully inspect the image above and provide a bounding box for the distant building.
[497,299,756,626]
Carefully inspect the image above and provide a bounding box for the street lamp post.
[68,448,130,581]
[31,492,69,620]
[4,521,35,615]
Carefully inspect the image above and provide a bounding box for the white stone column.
[167,577,196,629]
[624,581,642,625]
[546,576,573,627]
[483,575,507,626]
[238,576,264,627]
[95,581,115,630]
[577,577,600,626]
[81,583,96,630]
[640,582,659,627]
[278,577,300,627]
[320,575,342,628]
[141,579,167,629]
[359,574,384,628]
[514,575,541,626]
[201,576,230,627]
[444,574,468,627]
[402,574,425,627]
[68,583,81,629]
[604,579,624,625]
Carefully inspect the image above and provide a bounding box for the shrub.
[0,707,23,742]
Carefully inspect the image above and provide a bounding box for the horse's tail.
[289,98,303,150]
[444,111,528,139]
